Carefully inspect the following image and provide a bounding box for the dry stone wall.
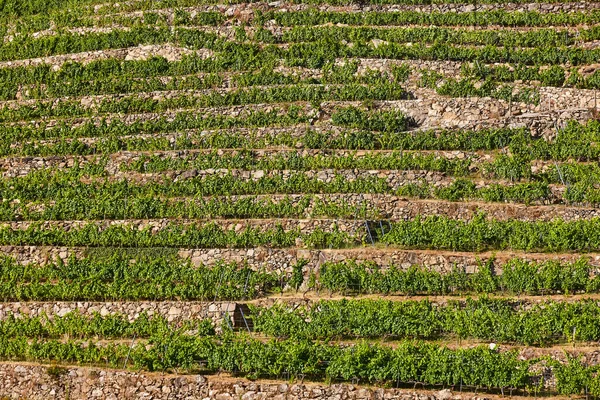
[0,217,365,239]
[19,103,314,130]
[3,244,600,276]
[365,95,593,135]
[6,88,595,138]
[0,362,489,400]
[1,147,476,178]
[0,301,234,324]
[171,193,600,220]
[96,0,600,16]
[0,244,305,270]
[317,248,600,274]
[324,1,600,13]
[8,187,597,219]
[0,44,213,69]
[3,84,598,176]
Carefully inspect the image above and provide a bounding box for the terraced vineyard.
[4,0,600,398]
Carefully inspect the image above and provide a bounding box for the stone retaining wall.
[2,171,587,209]
[0,218,365,242]
[0,245,305,270]
[3,87,598,176]
[1,147,478,178]
[0,363,486,400]
[0,301,232,325]
[318,248,600,274]
[12,94,594,139]
[165,194,600,220]
[315,1,600,13]
[0,44,213,69]
[3,245,600,275]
